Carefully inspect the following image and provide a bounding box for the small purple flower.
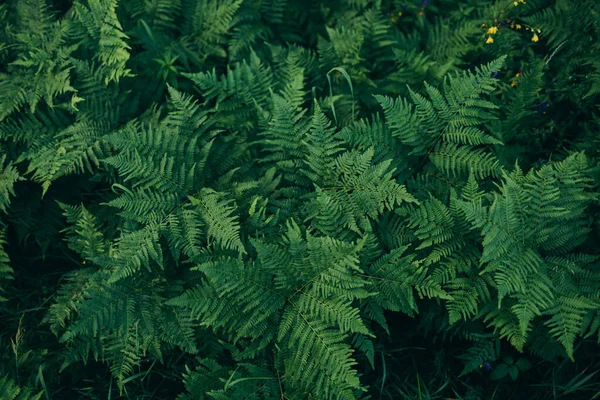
[422,0,430,5]
[491,71,500,78]
[481,360,494,371]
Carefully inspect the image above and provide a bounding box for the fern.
[180,0,243,61]
[73,0,132,84]
[303,147,418,238]
[0,228,12,302]
[0,0,77,120]
[0,376,43,400]
[168,220,374,399]
[376,57,504,181]
[189,189,245,255]
[1,1,599,399]
[456,153,598,354]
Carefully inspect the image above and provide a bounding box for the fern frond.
[0,228,13,302]
[0,155,21,213]
[301,102,344,186]
[189,189,245,255]
[0,375,43,400]
[305,148,418,236]
[277,306,362,400]
[58,202,109,259]
[61,283,136,342]
[545,295,598,360]
[73,0,132,84]
[105,223,164,282]
[106,327,141,392]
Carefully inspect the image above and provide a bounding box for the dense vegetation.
[1,0,599,399]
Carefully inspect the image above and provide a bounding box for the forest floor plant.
[0,0,599,399]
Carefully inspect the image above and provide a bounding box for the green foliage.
[0,375,43,400]
[73,0,132,84]
[0,0,599,399]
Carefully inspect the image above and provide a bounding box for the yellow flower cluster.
[510,19,542,42]
[483,19,541,44]
[524,27,542,42]
[513,0,526,5]
[485,25,499,44]
[511,72,521,87]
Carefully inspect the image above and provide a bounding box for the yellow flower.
[487,26,498,34]
[532,33,539,42]
[511,81,517,87]
[513,1,518,6]
[516,72,521,77]
[515,24,522,29]
[398,11,403,16]
[391,17,398,23]
[486,36,494,44]
[537,29,541,33]
[418,11,424,16]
